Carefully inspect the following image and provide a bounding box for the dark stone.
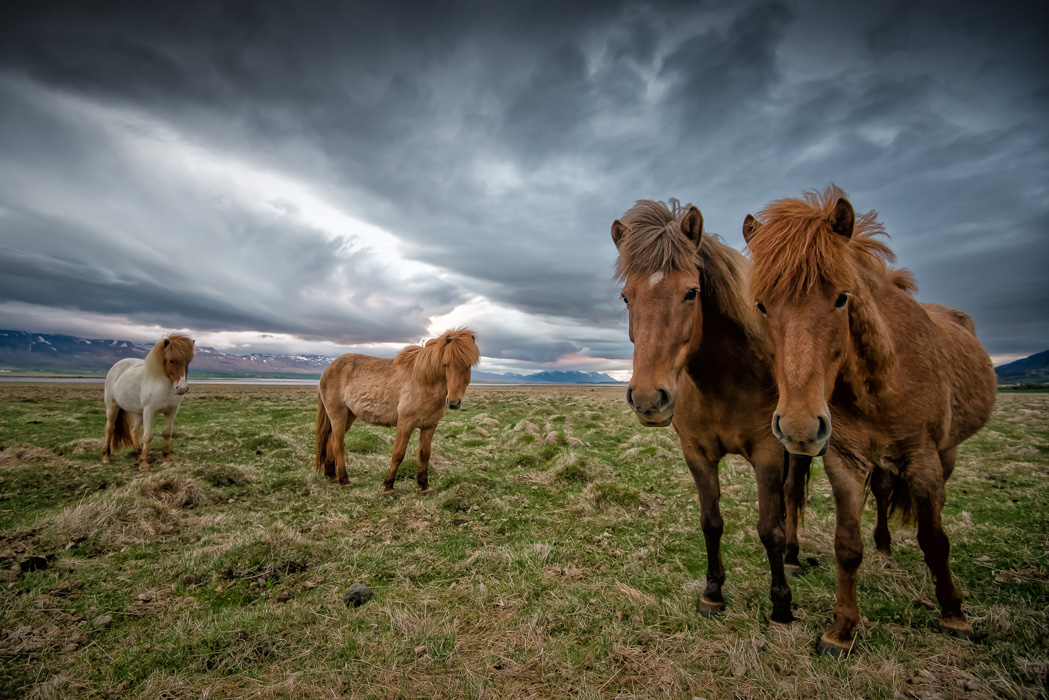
[343,583,373,607]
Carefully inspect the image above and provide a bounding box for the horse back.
[319,354,403,427]
[923,303,997,448]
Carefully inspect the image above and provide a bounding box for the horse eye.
[835,293,848,308]
[622,296,629,305]
[684,288,698,301]
[756,302,766,314]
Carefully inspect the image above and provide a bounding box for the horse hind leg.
[102,403,120,464]
[327,407,354,485]
[138,408,154,470]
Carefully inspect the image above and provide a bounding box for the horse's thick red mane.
[394,328,479,384]
[747,185,914,301]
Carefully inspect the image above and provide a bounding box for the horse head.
[612,201,705,427]
[439,329,479,410]
[161,334,196,396]
[744,192,862,456]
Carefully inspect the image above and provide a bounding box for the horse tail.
[867,470,914,525]
[110,407,136,450]
[786,453,811,526]
[315,395,334,475]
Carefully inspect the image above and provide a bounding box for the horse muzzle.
[174,385,189,396]
[772,412,830,457]
[626,386,675,427]
[446,398,462,410]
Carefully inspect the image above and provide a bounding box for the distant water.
[0,377,620,387]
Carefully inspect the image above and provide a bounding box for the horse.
[315,329,480,495]
[611,199,813,625]
[743,185,997,655]
[102,332,196,470]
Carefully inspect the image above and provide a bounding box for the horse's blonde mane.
[394,328,480,385]
[747,185,914,301]
[145,332,195,374]
[614,199,758,336]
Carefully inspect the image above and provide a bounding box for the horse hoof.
[784,563,803,578]
[769,617,793,630]
[874,551,896,569]
[339,479,354,488]
[101,457,111,465]
[940,618,973,639]
[697,596,724,618]
[817,632,855,657]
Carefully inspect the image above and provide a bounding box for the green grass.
[0,383,1047,698]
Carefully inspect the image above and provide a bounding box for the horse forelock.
[163,333,195,365]
[615,199,758,336]
[748,185,899,302]
[614,199,696,281]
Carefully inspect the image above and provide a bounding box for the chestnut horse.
[612,199,812,624]
[316,329,479,495]
[103,332,196,469]
[743,186,997,655]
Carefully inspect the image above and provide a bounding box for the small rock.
[137,592,152,602]
[19,556,48,573]
[276,592,292,603]
[92,614,113,629]
[415,644,428,657]
[344,583,373,607]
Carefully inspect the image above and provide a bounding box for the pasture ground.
[0,383,1046,699]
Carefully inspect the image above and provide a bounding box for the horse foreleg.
[416,426,436,494]
[161,408,179,462]
[819,452,867,656]
[382,425,413,495]
[910,452,971,638]
[784,453,811,577]
[138,407,155,470]
[130,413,143,455]
[870,468,894,561]
[754,447,792,624]
[680,442,725,617]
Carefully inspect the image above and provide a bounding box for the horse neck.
[839,269,903,409]
[687,296,768,391]
[143,344,168,380]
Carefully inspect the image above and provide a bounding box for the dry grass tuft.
[139,474,214,508]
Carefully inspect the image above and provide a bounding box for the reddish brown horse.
[743,186,997,655]
[316,329,479,495]
[612,199,812,624]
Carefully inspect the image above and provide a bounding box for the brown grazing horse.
[743,186,997,655]
[315,329,480,495]
[612,199,812,624]
[103,333,195,469]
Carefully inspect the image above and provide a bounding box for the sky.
[0,0,1046,378]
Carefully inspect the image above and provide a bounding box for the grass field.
[0,383,1047,699]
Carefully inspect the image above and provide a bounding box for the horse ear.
[830,197,854,239]
[162,338,170,348]
[611,220,626,249]
[742,214,761,245]
[680,206,703,247]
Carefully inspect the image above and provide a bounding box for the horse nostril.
[657,388,670,410]
[816,415,831,443]
[626,387,635,409]
[772,414,784,440]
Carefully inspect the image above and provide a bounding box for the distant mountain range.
[0,330,620,384]
[995,349,1049,386]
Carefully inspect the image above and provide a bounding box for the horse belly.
[345,394,398,428]
[106,359,146,413]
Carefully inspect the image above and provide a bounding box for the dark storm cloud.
[0,0,1046,369]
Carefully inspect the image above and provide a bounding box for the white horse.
[103,333,195,469]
